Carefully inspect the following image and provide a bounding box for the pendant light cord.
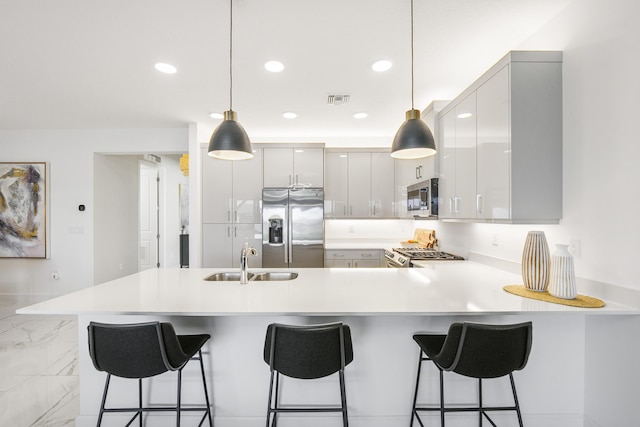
[229,0,233,111]
[410,0,415,110]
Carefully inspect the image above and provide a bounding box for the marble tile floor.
[0,294,79,426]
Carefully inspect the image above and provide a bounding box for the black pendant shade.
[207,0,253,161]
[391,0,437,160]
[208,110,253,160]
[390,109,436,159]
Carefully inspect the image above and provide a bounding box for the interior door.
[139,162,159,270]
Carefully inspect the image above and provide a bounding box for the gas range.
[384,248,464,268]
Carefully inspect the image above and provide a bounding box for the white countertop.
[17,262,637,316]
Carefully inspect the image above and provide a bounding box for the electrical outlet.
[569,239,581,257]
[51,272,59,280]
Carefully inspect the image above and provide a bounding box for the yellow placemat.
[503,285,605,308]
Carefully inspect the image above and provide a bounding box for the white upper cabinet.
[263,147,324,188]
[370,152,395,218]
[324,152,348,218]
[438,93,477,219]
[325,150,395,218]
[437,51,563,223]
[201,147,263,224]
[476,65,510,220]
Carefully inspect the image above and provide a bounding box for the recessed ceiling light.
[353,112,368,119]
[372,60,392,72]
[283,112,297,119]
[210,112,224,119]
[457,113,473,119]
[155,62,177,74]
[265,60,285,72]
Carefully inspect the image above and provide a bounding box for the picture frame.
[0,162,47,258]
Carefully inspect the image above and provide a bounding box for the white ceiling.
[0,0,572,145]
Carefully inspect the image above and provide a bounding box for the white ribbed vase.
[548,244,577,299]
[521,231,550,292]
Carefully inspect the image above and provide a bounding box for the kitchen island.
[18,262,640,427]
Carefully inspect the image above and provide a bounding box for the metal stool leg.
[138,378,143,427]
[410,348,425,427]
[196,350,213,427]
[177,368,182,427]
[510,373,524,427]
[97,373,111,427]
[339,370,349,427]
[439,368,445,427]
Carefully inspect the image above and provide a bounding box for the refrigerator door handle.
[288,203,293,264]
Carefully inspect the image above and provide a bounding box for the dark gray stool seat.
[87,321,213,427]
[263,322,353,427]
[410,321,533,427]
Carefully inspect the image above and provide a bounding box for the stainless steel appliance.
[262,188,324,268]
[407,178,438,218]
[384,247,464,268]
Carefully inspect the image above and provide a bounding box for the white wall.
[0,128,188,295]
[93,154,140,285]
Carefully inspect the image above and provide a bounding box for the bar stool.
[410,321,533,427]
[87,321,213,427]
[263,322,354,427]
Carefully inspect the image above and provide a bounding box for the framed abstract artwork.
[0,162,47,258]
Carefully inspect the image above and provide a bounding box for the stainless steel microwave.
[407,178,438,217]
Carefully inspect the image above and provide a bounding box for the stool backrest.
[263,322,354,379]
[439,322,532,379]
[88,321,184,379]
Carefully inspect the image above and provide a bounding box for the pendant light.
[208,0,253,160]
[390,0,436,160]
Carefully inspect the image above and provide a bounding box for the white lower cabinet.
[202,223,262,268]
[325,250,384,268]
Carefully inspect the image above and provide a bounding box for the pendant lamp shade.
[207,0,253,161]
[390,109,436,159]
[390,0,437,160]
[208,110,253,160]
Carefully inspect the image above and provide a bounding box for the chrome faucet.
[240,243,258,284]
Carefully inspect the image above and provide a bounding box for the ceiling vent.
[327,94,350,106]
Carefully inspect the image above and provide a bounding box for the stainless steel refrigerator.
[262,188,324,268]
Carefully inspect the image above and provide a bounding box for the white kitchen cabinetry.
[201,148,262,224]
[201,147,263,267]
[438,51,562,223]
[325,249,383,268]
[202,223,262,268]
[438,93,477,219]
[263,146,324,188]
[325,150,395,218]
[475,54,562,221]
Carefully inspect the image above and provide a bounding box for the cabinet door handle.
[449,197,454,214]
[476,194,483,214]
[372,205,376,216]
[235,210,239,223]
[361,253,372,257]
[416,167,420,180]
[334,254,345,258]
[227,226,230,238]
[288,175,292,187]
[455,197,461,214]
[354,262,358,268]
[296,174,299,185]
[418,165,423,179]
[350,206,353,216]
[227,210,231,222]
[234,227,237,238]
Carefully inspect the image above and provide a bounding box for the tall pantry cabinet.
[201,147,263,267]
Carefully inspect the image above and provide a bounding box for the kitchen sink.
[251,272,299,281]
[203,271,298,282]
[204,272,254,281]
